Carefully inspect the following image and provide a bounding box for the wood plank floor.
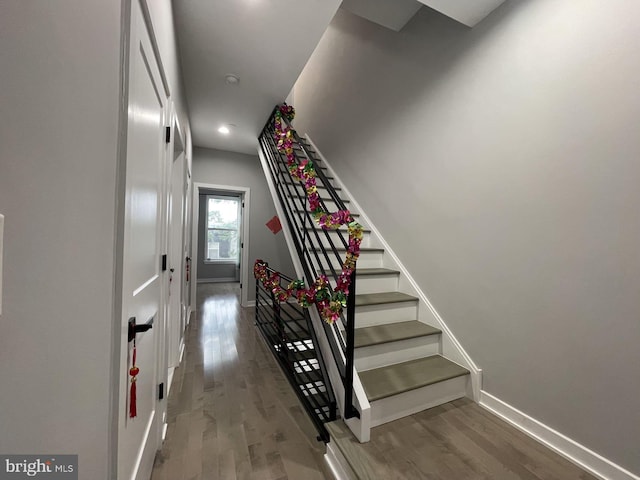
[327,401,597,480]
[152,283,596,480]
[151,283,330,480]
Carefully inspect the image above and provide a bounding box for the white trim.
[166,366,175,396]
[370,375,467,427]
[192,183,251,308]
[178,337,185,363]
[480,391,640,480]
[325,442,355,480]
[245,300,256,308]
[305,135,483,400]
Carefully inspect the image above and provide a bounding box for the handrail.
[257,105,360,420]
[254,262,337,442]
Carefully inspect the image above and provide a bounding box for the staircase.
[295,138,470,428]
[257,107,479,446]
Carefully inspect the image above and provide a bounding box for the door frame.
[111,0,172,477]
[165,107,188,395]
[191,183,251,307]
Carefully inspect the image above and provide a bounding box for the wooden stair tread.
[355,291,417,307]
[320,268,398,277]
[290,193,349,203]
[312,247,384,253]
[284,181,340,190]
[355,321,440,348]
[318,196,349,203]
[359,355,469,402]
[296,209,354,216]
[355,268,399,277]
[307,226,371,234]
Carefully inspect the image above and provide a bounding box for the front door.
[117,1,168,478]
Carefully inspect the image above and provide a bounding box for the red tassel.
[129,342,139,418]
[129,378,137,418]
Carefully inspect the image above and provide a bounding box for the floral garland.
[254,104,364,324]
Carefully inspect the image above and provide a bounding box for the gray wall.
[0,1,190,477]
[193,148,295,302]
[0,1,120,476]
[197,191,240,282]
[292,2,640,474]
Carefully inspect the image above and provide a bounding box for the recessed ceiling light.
[224,74,240,85]
[218,123,236,135]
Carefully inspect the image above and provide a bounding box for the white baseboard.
[166,366,175,397]
[325,442,355,480]
[480,391,640,480]
[197,277,238,283]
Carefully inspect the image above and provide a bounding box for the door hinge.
[158,382,165,400]
[241,242,244,249]
[161,254,167,271]
[240,283,242,289]
[242,202,244,208]
[165,126,171,143]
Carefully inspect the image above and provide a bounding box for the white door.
[168,150,184,369]
[117,1,168,478]
[182,167,192,324]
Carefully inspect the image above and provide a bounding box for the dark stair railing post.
[344,270,357,419]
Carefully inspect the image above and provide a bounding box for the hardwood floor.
[152,283,596,480]
[151,283,329,480]
[327,401,596,480]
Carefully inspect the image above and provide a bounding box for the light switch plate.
[0,214,3,315]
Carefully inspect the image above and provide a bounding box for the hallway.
[151,282,599,480]
[151,283,329,480]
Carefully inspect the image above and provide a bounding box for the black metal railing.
[258,107,360,420]
[255,262,337,442]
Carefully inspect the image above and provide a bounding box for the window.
[205,195,240,262]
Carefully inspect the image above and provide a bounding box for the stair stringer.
[258,148,373,443]
[304,135,484,402]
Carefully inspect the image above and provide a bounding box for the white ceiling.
[173,0,505,155]
[417,0,505,27]
[340,0,422,32]
[173,0,341,154]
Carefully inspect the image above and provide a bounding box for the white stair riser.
[317,199,352,212]
[352,274,398,294]
[306,229,371,249]
[328,273,398,294]
[355,334,441,371]
[309,250,384,271]
[370,375,469,427]
[355,302,418,327]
